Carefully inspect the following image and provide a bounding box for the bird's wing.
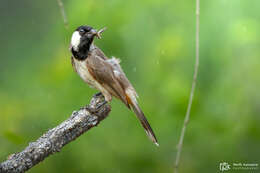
[106,57,158,145]
[86,53,130,107]
[106,57,138,98]
[87,51,158,145]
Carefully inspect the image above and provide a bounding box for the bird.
[69,25,158,146]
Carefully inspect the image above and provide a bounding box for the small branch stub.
[0,95,111,173]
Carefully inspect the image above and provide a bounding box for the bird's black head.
[70,25,98,60]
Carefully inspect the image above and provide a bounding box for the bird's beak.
[89,29,99,38]
[89,29,98,35]
[90,27,107,39]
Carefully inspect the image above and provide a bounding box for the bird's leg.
[93,92,103,98]
[95,92,107,110]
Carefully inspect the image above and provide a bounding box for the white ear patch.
[71,31,81,51]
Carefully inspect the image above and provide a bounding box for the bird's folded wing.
[106,57,138,99]
[106,57,158,144]
[86,53,130,107]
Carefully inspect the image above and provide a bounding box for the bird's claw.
[84,100,107,114]
[93,92,103,98]
[96,100,107,110]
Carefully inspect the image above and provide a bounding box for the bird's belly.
[73,59,112,101]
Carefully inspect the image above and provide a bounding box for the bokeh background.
[0,0,259,172]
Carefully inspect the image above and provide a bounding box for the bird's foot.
[93,92,103,98]
[84,100,107,114]
[96,100,107,110]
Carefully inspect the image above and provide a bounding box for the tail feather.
[131,101,159,146]
[107,56,158,145]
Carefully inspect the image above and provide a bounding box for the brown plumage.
[70,25,158,146]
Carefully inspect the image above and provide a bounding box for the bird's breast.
[73,57,112,101]
[73,58,97,88]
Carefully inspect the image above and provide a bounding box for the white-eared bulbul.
[69,25,158,146]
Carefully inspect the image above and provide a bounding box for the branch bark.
[174,0,200,172]
[0,95,111,173]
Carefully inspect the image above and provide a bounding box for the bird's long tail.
[125,88,158,146]
[130,101,159,146]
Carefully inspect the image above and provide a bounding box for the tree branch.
[174,0,200,172]
[0,95,111,173]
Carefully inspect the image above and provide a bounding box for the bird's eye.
[79,29,85,33]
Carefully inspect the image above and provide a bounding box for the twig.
[57,0,68,29]
[0,95,111,173]
[174,0,200,172]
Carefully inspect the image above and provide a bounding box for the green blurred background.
[0,0,259,172]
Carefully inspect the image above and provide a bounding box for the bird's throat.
[72,37,94,61]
